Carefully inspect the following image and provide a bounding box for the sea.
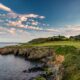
[0,42,42,80]
[0,42,18,48]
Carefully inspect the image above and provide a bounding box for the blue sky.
[0,0,80,42]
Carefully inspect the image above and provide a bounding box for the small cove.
[0,55,42,80]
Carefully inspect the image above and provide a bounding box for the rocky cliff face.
[0,47,64,80]
[0,47,55,61]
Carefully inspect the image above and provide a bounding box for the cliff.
[0,47,55,61]
[0,46,64,80]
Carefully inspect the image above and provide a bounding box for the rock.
[0,47,55,61]
[22,70,27,73]
[28,67,44,72]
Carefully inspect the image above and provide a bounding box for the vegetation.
[27,41,80,48]
[28,35,69,44]
[20,35,80,49]
[33,76,46,80]
[1,34,80,80]
[54,46,80,80]
[28,35,80,44]
[25,35,80,80]
[70,35,80,40]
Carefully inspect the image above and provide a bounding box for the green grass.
[24,41,80,80]
[4,40,80,80]
[21,41,80,48]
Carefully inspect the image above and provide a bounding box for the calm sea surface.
[0,43,41,80]
[0,42,18,48]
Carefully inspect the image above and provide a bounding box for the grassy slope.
[23,41,80,80]
[21,41,80,48]
[4,41,80,80]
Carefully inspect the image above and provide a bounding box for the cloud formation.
[0,3,12,12]
[0,3,47,34]
[0,3,80,42]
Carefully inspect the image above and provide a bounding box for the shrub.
[33,76,46,80]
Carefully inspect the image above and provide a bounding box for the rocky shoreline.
[0,47,64,80]
[0,47,55,61]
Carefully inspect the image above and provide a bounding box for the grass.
[25,41,80,80]
[3,40,80,80]
[21,41,80,48]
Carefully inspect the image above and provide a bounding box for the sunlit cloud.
[8,28,16,35]
[0,3,12,12]
[32,21,38,26]
[39,16,45,19]
[0,3,80,42]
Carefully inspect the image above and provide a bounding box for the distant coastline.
[0,42,18,48]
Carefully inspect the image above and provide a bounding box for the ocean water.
[0,55,41,80]
[0,42,17,48]
[0,43,42,80]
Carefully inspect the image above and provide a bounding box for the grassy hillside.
[54,46,80,80]
[20,35,80,48]
[3,37,80,80]
[21,40,80,80]
[21,41,80,48]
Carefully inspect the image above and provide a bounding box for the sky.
[0,0,80,42]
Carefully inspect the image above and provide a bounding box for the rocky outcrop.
[0,47,55,61]
[0,47,64,80]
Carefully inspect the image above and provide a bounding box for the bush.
[33,76,46,80]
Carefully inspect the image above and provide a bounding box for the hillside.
[21,35,80,48]
[28,35,68,44]
[20,36,80,80]
[1,35,80,80]
[70,34,80,40]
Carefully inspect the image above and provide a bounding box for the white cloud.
[46,28,59,32]
[27,26,43,30]
[0,3,46,32]
[7,12,17,18]
[51,25,80,37]
[5,11,46,31]
[19,16,28,21]
[0,3,12,12]
[24,14,39,18]
[32,21,38,25]
[39,16,45,19]
[1,3,80,42]
[8,28,16,35]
